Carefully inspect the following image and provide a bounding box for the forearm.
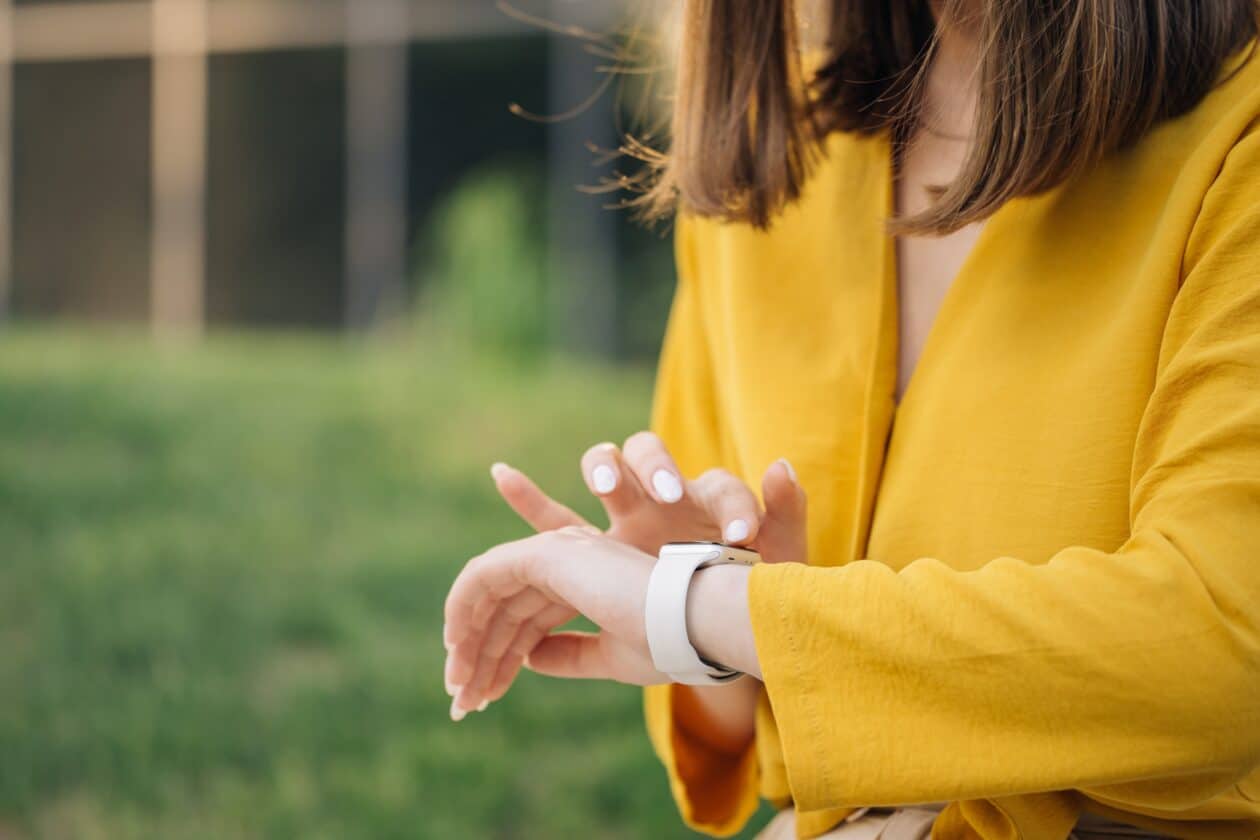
[686,565,761,680]
[669,564,762,754]
[673,680,760,756]
[733,538,1259,810]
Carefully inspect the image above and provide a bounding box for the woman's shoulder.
[1120,39,1260,191]
[1174,40,1260,276]
[1209,37,1260,119]
[1144,39,1260,260]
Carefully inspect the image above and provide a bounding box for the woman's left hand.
[442,526,666,719]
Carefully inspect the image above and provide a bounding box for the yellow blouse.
[644,42,1260,840]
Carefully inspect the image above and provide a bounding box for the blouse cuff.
[748,562,840,813]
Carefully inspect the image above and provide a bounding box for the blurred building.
[0,0,657,353]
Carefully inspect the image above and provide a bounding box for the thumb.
[523,631,617,680]
[756,459,808,564]
[491,462,590,533]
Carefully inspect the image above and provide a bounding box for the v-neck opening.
[848,130,1012,562]
[884,134,1007,415]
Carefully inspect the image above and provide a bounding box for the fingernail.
[777,458,797,483]
[652,469,683,503]
[450,699,467,722]
[477,700,489,713]
[591,464,617,494]
[490,462,510,481]
[443,656,461,697]
[724,519,750,543]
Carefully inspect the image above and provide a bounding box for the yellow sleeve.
[643,217,763,836]
[748,131,1260,813]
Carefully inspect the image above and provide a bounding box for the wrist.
[685,564,759,680]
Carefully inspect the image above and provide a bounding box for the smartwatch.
[644,541,761,685]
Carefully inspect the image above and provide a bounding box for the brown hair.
[637,0,1259,234]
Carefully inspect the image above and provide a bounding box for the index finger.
[491,462,589,532]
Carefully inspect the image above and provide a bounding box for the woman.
[443,1,1260,837]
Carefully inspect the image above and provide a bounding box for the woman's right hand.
[467,432,806,735]
[490,431,807,565]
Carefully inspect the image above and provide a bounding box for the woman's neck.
[922,8,982,140]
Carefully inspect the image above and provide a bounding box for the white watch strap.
[644,543,745,686]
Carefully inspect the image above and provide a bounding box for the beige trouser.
[756,805,945,840]
[756,804,1169,840]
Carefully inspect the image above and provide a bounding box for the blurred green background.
[0,2,773,836]
[1,328,770,838]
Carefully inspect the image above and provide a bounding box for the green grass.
[0,328,772,839]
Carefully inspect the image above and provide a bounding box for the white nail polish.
[450,699,467,722]
[477,700,489,712]
[778,458,798,483]
[443,653,462,697]
[652,469,683,503]
[490,462,510,481]
[592,464,617,494]
[724,519,750,543]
